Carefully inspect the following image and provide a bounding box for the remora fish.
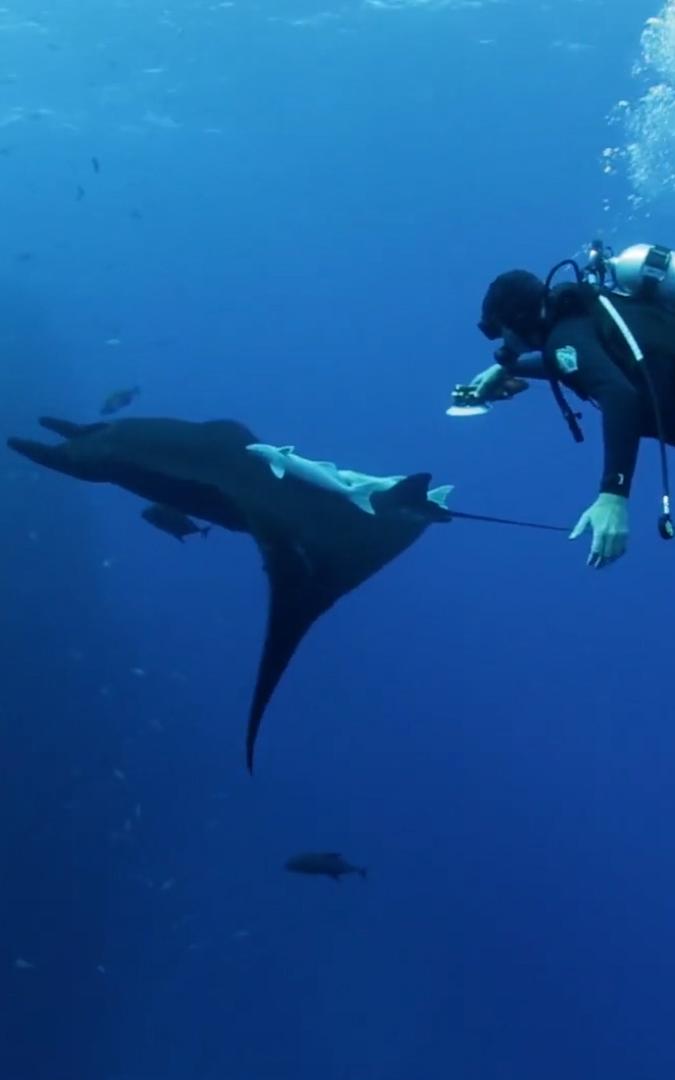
[246,443,453,521]
[141,502,211,542]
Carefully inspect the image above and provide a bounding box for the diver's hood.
[478,269,546,341]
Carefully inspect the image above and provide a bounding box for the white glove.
[569,493,629,569]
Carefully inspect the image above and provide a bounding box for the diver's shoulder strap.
[595,294,644,364]
[542,360,585,443]
[542,281,597,331]
[540,284,597,444]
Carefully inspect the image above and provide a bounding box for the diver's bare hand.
[569,493,629,569]
[468,364,510,402]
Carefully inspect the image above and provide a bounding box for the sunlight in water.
[605,1,675,210]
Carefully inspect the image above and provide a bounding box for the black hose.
[450,509,569,533]
[639,363,674,539]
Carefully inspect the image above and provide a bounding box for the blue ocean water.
[2,1,675,1077]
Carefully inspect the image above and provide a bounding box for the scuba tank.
[603,243,675,307]
[550,240,675,297]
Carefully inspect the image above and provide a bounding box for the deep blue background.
[1,2,673,1078]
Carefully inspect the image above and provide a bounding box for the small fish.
[76,184,85,201]
[14,957,35,971]
[285,852,367,883]
[141,502,211,542]
[99,386,140,415]
[91,155,100,174]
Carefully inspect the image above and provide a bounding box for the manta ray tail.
[39,416,108,439]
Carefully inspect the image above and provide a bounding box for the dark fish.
[91,156,100,174]
[130,208,143,220]
[76,185,85,201]
[142,502,211,542]
[6,415,449,771]
[14,251,34,263]
[285,852,367,882]
[100,387,140,416]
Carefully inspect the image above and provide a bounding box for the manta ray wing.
[245,485,429,769]
[246,538,334,772]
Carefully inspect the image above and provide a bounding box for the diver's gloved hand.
[569,493,629,569]
[468,363,510,402]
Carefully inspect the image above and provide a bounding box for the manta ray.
[7,416,452,770]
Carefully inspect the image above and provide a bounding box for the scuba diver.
[452,242,675,570]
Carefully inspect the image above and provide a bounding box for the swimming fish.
[141,502,211,542]
[285,852,367,882]
[100,386,140,416]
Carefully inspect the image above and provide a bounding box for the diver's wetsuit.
[509,292,675,497]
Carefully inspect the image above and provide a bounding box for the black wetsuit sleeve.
[546,316,644,497]
[509,352,548,379]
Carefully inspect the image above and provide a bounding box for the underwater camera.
[446,377,528,418]
[446,385,492,417]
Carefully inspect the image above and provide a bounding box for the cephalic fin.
[39,417,108,439]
